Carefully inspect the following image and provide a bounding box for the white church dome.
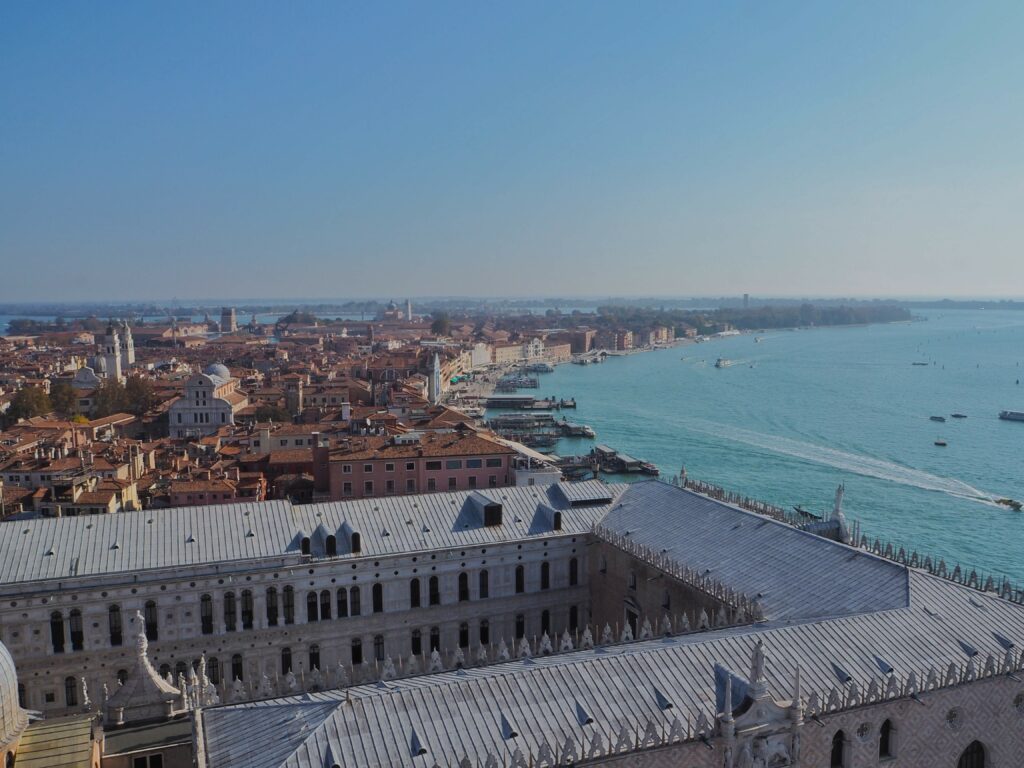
[0,641,27,749]
[204,363,231,381]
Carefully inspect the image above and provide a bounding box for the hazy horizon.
[3,1,1023,301]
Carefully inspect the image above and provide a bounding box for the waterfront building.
[315,429,516,500]
[168,363,248,438]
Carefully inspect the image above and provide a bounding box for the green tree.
[430,311,451,336]
[7,387,52,421]
[255,404,291,423]
[49,380,78,417]
[125,375,159,416]
[92,378,130,418]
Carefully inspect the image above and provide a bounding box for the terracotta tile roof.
[327,431,513,461]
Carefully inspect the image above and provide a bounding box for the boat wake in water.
[684,419,996,506]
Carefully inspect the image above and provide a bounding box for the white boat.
[715,358,733,369]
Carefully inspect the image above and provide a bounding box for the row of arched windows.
[51,602,156,654]
[832,724,983,768]
[48,557,584,655]
[831,720,896,767]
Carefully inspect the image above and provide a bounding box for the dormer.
[467,491,502,527]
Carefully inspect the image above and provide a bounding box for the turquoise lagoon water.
[526,311,1024,581]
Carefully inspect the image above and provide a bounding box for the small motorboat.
[996,498,1023,512]
[930,416,947,422]
[934,439,948,447]
[951,413,967,419]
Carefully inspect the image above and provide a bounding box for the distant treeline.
[5,316,109,334]
[592,304,911,335]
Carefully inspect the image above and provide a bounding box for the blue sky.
[2,1,1023,301]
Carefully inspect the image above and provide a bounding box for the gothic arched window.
[50,611,64,654]
[69,609,84,651]
[200,595,213,635]
[241,590,254,629]
[266,587,279,626]
[224,591,237,631]
[64,676,78,707]
[879,719,894,758]
[143,600,158,641]
[958,741,986,768]
[831,730,846,767]
[109,604,123,646]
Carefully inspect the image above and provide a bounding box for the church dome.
[204,363,231,381]
[0,640,27,749]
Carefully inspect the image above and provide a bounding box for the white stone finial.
[497,639,510,661]
[518,637,532,659]
[580,626,594,650]
[538,632,553,655]
[749,639,766,687]
[134,610,148,655]
[620,622,634,643]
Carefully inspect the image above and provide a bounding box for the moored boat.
[999,410,1024,422]
[930,416,946,422]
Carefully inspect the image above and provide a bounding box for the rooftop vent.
[409,728,427,756]
[993,632,1015,651]
[653,686,673,711]
[958,640,978,658]
[830,662,853,685]
[500,714,518,740]
[574,701,593,726]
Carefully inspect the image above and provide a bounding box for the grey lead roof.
[201,571,1024,768]
[599,481,909,621]
[200,481,1024,768]
[0,481,624,589]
